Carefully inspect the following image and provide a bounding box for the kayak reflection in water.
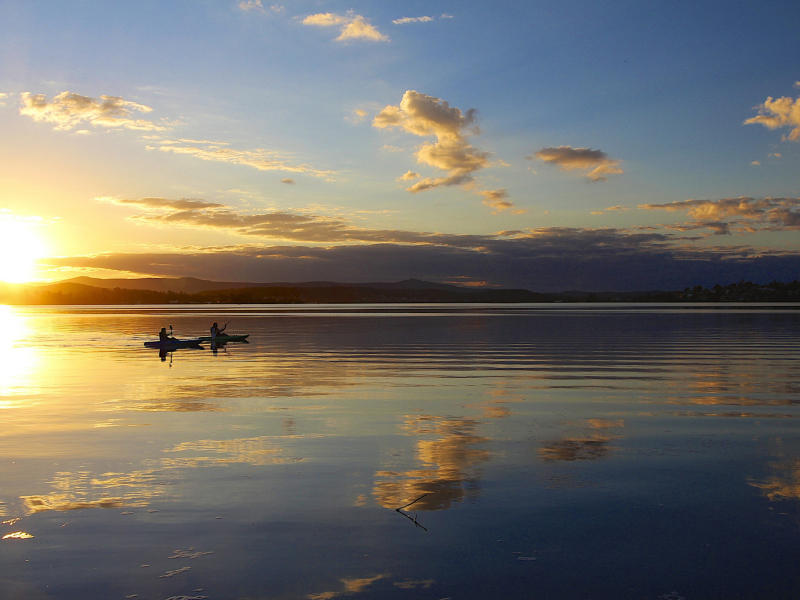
[210,321,227,340]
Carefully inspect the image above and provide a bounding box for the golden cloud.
[640,197,800,231]
[478,189,526,214]
[154,140,334,177]
[303,12,388,42]
[19,91,167,132]
[374,90,519,211]
[744,91,800,141]
[530,146,623,182]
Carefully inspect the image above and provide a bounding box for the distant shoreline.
[2,277,799,305]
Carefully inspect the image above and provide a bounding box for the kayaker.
[210,322,227,340]
[159,327,171,342]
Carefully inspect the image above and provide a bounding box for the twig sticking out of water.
[395,494,429,531]
[397,494,429,511]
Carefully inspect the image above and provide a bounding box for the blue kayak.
[144,338,203,349]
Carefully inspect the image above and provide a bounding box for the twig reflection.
[395,493,429,531]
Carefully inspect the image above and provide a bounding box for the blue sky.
[1,0,799,290]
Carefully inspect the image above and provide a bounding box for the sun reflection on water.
[0,305,40,400]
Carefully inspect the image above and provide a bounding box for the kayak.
[197,334,250,342]
[144,338,204,349]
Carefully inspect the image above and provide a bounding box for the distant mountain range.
[57,276,470,294]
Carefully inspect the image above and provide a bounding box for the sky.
[1,0,799,291]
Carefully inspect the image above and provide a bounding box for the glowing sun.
[0,225,48,283]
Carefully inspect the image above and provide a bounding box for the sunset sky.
[1,0,799,291]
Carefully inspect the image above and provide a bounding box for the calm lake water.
[1,303,799,600]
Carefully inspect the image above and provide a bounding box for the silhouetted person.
[159,327,171,342]
[210,322,227,340]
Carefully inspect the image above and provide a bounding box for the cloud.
[0,92,8,105]
[478,189,526,214]
[303,13,350,26]
[346,108,368,124]
[744,90,800,141]
[393,16,434,25]
[280,178,295,185]
[374,90,512,200]
[397,171,420,181]
[99,196,225,210]
[529,146,623,182]
[303,12,388,42]
[152,139,334,177]
[44,208,800,292]
[19,91,168,132]
[640,197,800,232]
[238,0,264,11]
[98,195,462,243]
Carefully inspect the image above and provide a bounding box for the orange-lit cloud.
[303,12,388,42]
[19,91,168,132]
[478,189,526,214]
[529,146,623,182]
[374,90,520,211]
[641,197,800,232]
[744,89,800,141]
[374,90,486,191]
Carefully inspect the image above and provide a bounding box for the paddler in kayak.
[159,327,173,342]
[210,322,227,340]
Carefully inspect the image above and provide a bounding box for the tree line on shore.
[1,279,799,305]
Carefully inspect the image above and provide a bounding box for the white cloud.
[393,16,434,25]
[19,91,168,132]
[744,90,800,141]
[302,12,388,42]
[529,146,623,182]
[397,171,420,181]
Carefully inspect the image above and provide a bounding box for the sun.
[0,224,48,284]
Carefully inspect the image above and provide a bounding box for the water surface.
[1,304,799,600]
